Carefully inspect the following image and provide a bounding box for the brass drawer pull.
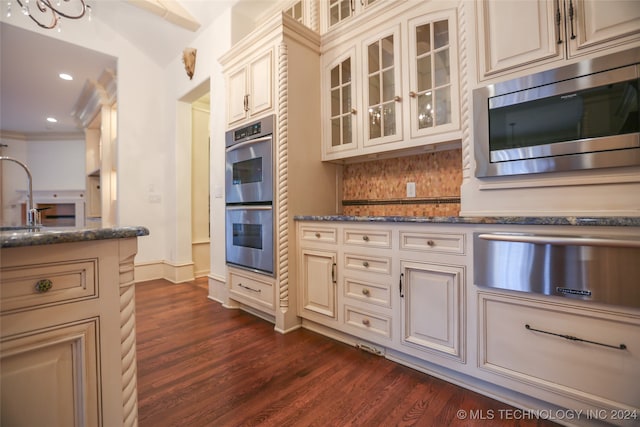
[362,261,369,268]
[34,279,53,293]
[362,288,370,296]
[427,240,435,247]
[362,235,369,242]
[362,319,370,326]
[315,232,321,238]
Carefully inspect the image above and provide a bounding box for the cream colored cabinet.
[0,237,140,427]
[225,48,273,127]
[476,0,640,81]
[477,291,640,415]
[297,224,339,325]
[322,3,461,162]
[323,0,383,32]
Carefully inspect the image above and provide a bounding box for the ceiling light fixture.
[6,0,91,30]
[59,73,73,81]
[46,117,58,123]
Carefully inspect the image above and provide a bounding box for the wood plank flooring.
[135,278,557,427]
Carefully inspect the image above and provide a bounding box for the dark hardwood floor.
[135,278,557,427]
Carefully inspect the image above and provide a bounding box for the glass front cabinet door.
[363,24,403,147]
[408,10,459,139]
[324,47,359,156]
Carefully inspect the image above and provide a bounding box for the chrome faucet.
[0,156,41,227]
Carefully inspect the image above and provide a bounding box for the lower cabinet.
[0,238,140,427]
[399,261,464,361]
[299,248,337,321]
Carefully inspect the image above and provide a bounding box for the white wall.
[28,139,85,191]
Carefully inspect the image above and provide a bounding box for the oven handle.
[225,135,272,153]
[225,205,272,211]
[477,233,640,248]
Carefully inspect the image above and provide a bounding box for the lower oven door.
[225,205,274,275]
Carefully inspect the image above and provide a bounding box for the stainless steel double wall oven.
[225,115,275,275]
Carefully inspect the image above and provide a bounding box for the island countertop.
[294,215,640,227]
[0,226,150,248]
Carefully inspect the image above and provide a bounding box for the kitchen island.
[294,215,640,426]
[1,226,149,427]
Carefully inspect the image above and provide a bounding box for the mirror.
[0,21,117,227]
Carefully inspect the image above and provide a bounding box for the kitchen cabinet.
[225,48,273,127]
[297,221,467,355]
[477,291,640,415]
[475,0,640,81]
[322,3,461,161]
[0,237,141,427]
[323,0,383,33]
[298,224,339,324]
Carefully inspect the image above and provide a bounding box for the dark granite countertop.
[0,226,150,248]
[294,215,640,227]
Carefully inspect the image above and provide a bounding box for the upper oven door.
[225,135,273,204]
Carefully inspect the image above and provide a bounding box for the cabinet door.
[408,10,460,139]
[1,320,100,427]
[475,0,562,80]
[399,261,464,360]
[362,24,403,147]
[300,249,337,320]
[324,47,359,156]
[248,49,273,119]
[569,0,640,57]
[227,66,248,125]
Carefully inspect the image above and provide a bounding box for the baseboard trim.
[134,260,195,283]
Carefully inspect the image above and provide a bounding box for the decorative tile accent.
[342,149,462,216]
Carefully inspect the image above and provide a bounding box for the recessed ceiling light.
[47,117,58,123]
[59,73,73,81]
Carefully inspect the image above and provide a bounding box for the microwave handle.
[226,135,272,153]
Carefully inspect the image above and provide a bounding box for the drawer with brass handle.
[1,259,98,313]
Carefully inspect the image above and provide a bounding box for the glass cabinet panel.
[329,0,352,28]
[413,19,452,130]
[284,0,304,23]
[366,33,398,143]
[329,57,354,147]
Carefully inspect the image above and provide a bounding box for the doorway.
[191,92,210,277]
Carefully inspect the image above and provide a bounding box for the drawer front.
[229,272,275,309]
[344,228,392,248]
[344,253,392,275]
[479,292,640,409]
[399,231,465,255]
[344,278,391,308]
[344,305,392,340]
[299,226,338,244]
[1,259,98,313]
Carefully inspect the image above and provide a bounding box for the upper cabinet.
[322,4,460,161]
[225,49,274,127]
[323,0,383,32]
[476,0,640,81]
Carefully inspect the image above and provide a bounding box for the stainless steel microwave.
[474,48,640,177]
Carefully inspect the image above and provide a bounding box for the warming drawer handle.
[238,283,261,293]
[477,233,640,248]
[525,324,626,350]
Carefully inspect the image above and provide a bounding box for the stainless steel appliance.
[474,232,640,309]
[225,116,274,204]
[474,47,640,177]
[225,115,275,275]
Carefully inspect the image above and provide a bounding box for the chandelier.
[6,0,91,29]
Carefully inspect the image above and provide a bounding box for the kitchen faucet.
[0,156,41,227]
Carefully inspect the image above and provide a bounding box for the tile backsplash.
[342,149,462,216]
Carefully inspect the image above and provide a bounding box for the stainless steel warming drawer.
[474,233,640,309]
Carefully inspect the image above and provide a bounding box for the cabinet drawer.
[344,305,392,340]
[1,259,98,313]
[344,278,391,308]
[344,253,392,275]
[299,226,338,244]
[479,293,640,409]
[344,228,392,248]
[399,231,465,255]
[229,271,274,310]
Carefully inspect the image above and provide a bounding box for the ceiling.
[0,0,273,138]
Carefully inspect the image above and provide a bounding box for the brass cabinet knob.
[362,261,369,268]
[427,240,435,247]
[315,232,321,238]
[409,91,417,98]
[34,279,53,293]
[362,319,370,326]
[362,235,369,242]
[362,288,370,296]
[394,95,402,102]
[351,108,357,115]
